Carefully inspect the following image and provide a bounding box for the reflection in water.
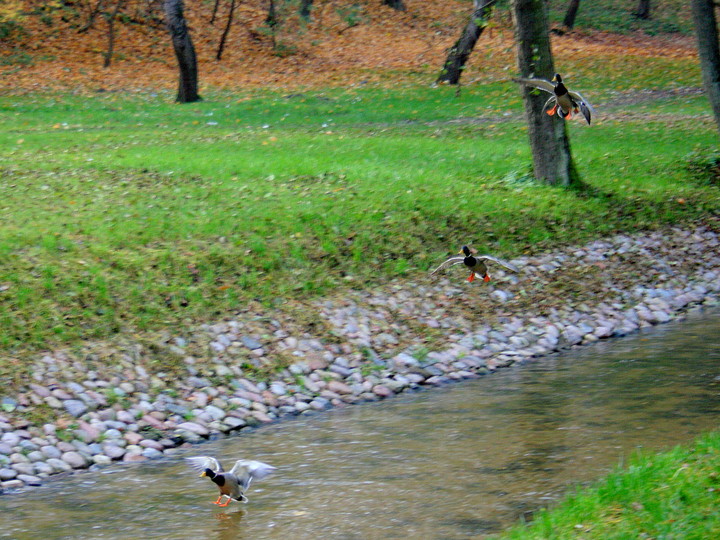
[0,309,718,539]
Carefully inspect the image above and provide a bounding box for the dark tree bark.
[216,0,236,60]
[382,0,406,11]
[562,0,581,29]
[266,0,278,28]
[210,0,221,24]
[164,0,201,103]
[633,0,651,19]
[510,0,580,187]
[437,0,496,85]
[78,0,105,33]
[691,0,720,133]
[103,0,124,68]
[299,0,313,20]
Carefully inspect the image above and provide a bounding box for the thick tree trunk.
[382,0,406,11]
[216,0,236,60]
[437,0,495,85]
[562,0,581,29]
[691,0,720,134]
[633,0,651,20]
[163,0,201,103]
[510,0,580,187]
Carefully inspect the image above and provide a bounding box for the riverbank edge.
[495,430,720,539]
[1,221,719,493]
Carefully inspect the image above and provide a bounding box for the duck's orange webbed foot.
[547,104,558,116]
[483,275,491,282]
[467,273,475,282]
[213,495,224,505]
[217,498,231,507]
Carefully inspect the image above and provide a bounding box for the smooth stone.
[102,444,126,460]
[1,433,20,446]
[16,474,42,486]
[11,462,36,476]
[93,455,112,466]
[176,422,210,436]
[0,468,17,480]
[46,458,72,473]
[62,451,89,469]
[63,400,88,418]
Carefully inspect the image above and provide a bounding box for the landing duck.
[430,246,519,283]
[186,456,276,506]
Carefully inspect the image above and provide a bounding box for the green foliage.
[497,431,720,539]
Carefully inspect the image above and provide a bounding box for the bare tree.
[691,0,720,133]
[164,0,201,102]
[78,0,105,33]
[562,0,581,30]
[216,0,237,60]
[510,0,580,187]
[437,0,496,85]
[210,0,221,24]
[103,0,124,68]
[633,0,651,20]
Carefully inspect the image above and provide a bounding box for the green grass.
[0,55,718,357]
[497,431,720,539]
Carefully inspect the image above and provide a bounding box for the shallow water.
[1,310,719,539]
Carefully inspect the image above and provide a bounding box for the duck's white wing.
[430,256,465,276]
[186,456,223,473]
[568,90,593,124]
[512,77,555,94]
[229,460,277,489]
[476,255,519,273]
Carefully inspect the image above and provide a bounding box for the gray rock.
[176,422,210,436]
[62,451,89,469]
[102,444,126,460]
[0,468,17,480]
[63,399,88,418]
[16,474,42,486]
[0,443,13,455]
[11,462,36,476]
[46,458,72,473]
[1,432,20,446]
[241,336,263,350]
[33,462,54,476]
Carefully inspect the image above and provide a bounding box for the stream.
[1,309,719,539]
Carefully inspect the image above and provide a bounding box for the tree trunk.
[562,0,581,29]
[633,0,651,19]
[163,0,201,103]
[103,0,123,68]
[216,0,236,61]
[299,0,313,20]
[510,0,580,187]
[437,0,496,85]
[691,0,720,134]
[382,0,406,11]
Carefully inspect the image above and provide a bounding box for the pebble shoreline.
[1,224,719,493]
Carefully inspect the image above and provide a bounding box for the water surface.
[1,310,719,539]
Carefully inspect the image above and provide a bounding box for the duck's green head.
[461,245,472,257]
[552,73,563,83]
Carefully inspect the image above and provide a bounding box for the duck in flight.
[513,73,593,124]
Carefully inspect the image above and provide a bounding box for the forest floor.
[0,0,698,94]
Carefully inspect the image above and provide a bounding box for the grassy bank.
[0,53,718,360]
[497,430,720,539]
